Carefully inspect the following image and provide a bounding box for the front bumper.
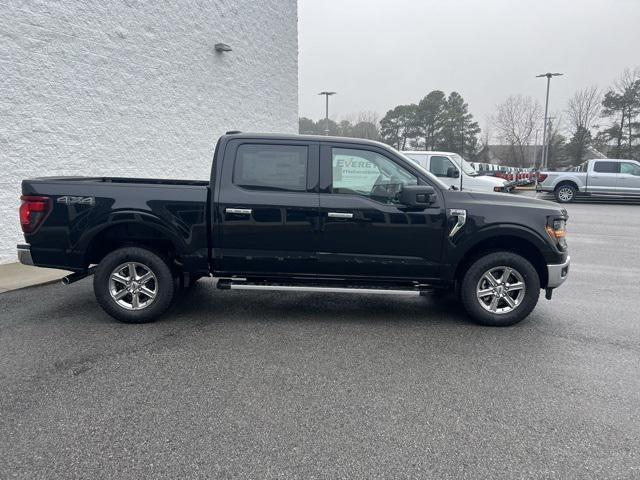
[493,183,514,193]
[17,244,34,266]
[547,255,570,288]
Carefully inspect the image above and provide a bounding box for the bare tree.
[567,86,601,133]
[492,95,542,166]
[565,86,600,164]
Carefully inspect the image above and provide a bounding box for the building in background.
[0,0,298,263]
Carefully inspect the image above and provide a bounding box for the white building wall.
[0,0,298,263]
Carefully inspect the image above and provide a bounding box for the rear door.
[617,161,640,196]
[317,143,446,281]
[588,161,620,193]
[214,139,320,276]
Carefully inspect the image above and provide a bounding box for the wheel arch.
[81,213,189,268]
[453,232,549,289]
[554,180,579,191]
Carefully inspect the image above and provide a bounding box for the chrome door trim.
[327,212,354,219]
[225,208,252,215]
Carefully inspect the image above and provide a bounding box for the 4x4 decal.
[57,196,95,206]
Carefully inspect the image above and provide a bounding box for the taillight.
[19,195,51,234]
[537,173,548,182]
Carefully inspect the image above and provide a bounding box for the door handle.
[225,208,252,215]
[327,212,354,219]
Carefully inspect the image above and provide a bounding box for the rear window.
[234,144,308,192]
[593,161,620,173]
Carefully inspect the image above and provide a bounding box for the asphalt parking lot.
[1,199,639,479]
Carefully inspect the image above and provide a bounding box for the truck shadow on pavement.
[2,277,474,328]
[169,280,470,327]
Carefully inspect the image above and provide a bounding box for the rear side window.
[593,161,620,173]
[234,144,308,191]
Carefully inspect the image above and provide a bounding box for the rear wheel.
[460,251,540,326]
[94,247,176,323]
[555,184,576,203]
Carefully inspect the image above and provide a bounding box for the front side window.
[234,144,308,192]
[620,162,640,176]
[430,156,457,177]
[332,148,417,204]
[593,161,620,174]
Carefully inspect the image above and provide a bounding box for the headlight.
[546,217,567,250]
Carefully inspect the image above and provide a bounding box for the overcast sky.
[298,0,640,132]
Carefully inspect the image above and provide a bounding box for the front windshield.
[451,154,478,176]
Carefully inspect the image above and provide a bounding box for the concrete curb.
[0,263,70,294]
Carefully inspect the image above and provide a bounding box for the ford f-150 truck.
[536,158,640,203]
[17,133,570,326]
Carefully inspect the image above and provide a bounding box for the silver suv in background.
[537,159,640,203]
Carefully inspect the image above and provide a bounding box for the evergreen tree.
[380,104,418,150]
[415,91,446,150]
[438,91,481,157]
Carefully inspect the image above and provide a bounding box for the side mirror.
[447,167,460,178]
[399,185,437,208]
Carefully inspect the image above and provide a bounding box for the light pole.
[318,91,336,135]
[536,72,562,169]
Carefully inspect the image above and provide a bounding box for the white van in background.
[402,151,512,193]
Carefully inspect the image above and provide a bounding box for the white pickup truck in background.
[402,151,512,193]
[537,159,640,203]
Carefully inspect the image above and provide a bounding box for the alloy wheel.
[558,187,574,202]
[476,266,526,314]
[108,262,158,310]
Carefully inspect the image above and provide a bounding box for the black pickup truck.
[18,133,570,326]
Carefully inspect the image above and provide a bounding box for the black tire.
[460,251,540,327]
[93,247,176,323]
[554,183,577,203]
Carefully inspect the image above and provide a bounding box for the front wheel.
[93,247,176,323]
[460,252,540,326]
[555,184,577,203]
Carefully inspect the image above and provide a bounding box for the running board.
[217,280,427,296]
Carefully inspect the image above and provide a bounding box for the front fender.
[445,223,560,281]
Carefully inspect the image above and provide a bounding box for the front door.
[317,144,446,281]
[215,139,320,276]
[617,161,640,196]
[428,155,459,189]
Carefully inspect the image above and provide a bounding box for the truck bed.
[24,176,210,187]
[21,176,210,273]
